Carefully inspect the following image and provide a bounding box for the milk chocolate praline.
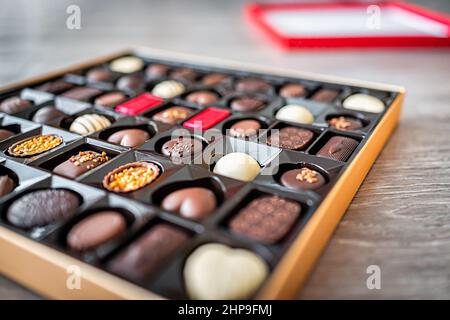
[53,151,110,179]
[0,97,32,114]
[161,187,217,221]
[152,106,194,125]
[229,119,261,138]
[280,167,326,191]
[67,210,127,251]
[32,106,66,124]
[0,175,15,197]
[107,129,150,147]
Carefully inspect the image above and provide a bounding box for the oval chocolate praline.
[235,78,271,93]
[185,91,219,105]
[0,97,32,114]
[107,129,150,148]
[152,106,194,125]
[229,119,261,138]
[7,189,81,228]
[32,106,66,124]
[67,211,127,251]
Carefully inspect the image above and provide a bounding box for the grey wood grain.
[1,0,450,300]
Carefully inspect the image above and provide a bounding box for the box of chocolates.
[0,48,405,299]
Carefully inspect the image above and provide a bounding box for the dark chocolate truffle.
[116,74,145,93]
[201,73,229,86]
[161,137,203,161]
[186,91,219,105]
[0,175,15,197]
[0,97,32,114]
[280,167,326,191]
[170,68,197,82]
[94,92,127,108]
[229,195,300,244]
[32,106,66,124]
[7,189,81,228]
[145,64,169,79]
[67,211,126,251]
[279,83,307,98]
[36,80,75,94]
[235,78,271,93]
[311,88,340,102]
[106,224,189,282]
[229,119,261,138]
[152,106,194,125]
[317,136,359,161]
[0,129,15,141]
[267,127,314,150]
[161,187,217,221]
[230,97,265,112]
[328,116,364,131]
[53,151,110,179]
[107,129,150,147]
[86,68,114,82]
[62,87,103,102]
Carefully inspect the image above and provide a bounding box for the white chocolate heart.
[184,243,269,300]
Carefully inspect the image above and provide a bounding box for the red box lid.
[245,1,450,49]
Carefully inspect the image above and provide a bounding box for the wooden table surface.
[1,0,450,300]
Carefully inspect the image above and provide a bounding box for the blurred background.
[1,0,450,299]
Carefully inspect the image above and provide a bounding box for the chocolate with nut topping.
[53,151,109,179]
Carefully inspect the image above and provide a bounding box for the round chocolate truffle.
[7,189,81,228]
[267,127,314,150]
[186,91,219,105]
[32,106,66,124]
[235,78,271,93]
[328,116,364,131]
[67,211,127,251]
[145,64,169,79]
[170,68,197,82]
[0,129,15,141]
[202,73,229,86]
[280,167,326,191]
[275,105,314,124]
[0,175,15,197]
[279,83,307,98]
[86,68,114,82]
[230,97,265,112]
[161,187,217,221]
[152,106,194,125]
[107,129,150,147]
[213,152,260,181]
[161,137,203,161]
[116,74,145,93]
[0,97,32,114]
[229,120,261,139]
[94,92,127,108]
